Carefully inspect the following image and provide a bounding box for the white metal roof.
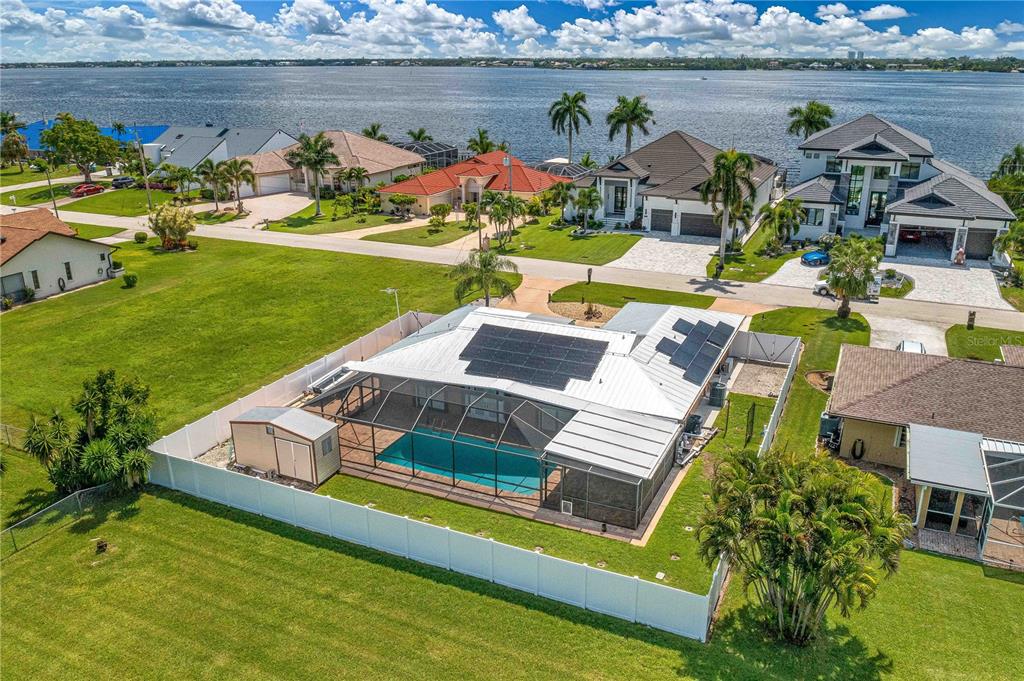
[234,407,336,441]
[907,423,988,495]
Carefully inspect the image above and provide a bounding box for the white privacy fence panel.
[729,331,800,365]
[758,344,801,455]
[148,452,725,642]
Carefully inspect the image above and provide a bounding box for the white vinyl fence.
[757,340,801,455]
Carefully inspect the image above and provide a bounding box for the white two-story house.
[573,131,777,239]
[785,114,1015,261]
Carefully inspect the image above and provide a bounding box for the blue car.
[801,250,831,267]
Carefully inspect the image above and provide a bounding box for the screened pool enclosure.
[304,374,676,529]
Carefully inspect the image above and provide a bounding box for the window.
[805,208,825,226]
[100,252,106,262]
[265,425,274,435]
[63,262,73,280]
[804,151,813,159]
[899,163,920,180]
[321,436,332,455]
[872,166,890,180]
[30,270,40,289]
[846,166,864,215]
[893,426,907,448]
[825,156,841,173]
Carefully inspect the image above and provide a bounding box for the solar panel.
[672,318,695,335]
[684,342,722,383]
[669,335,703,369]
[707,321,735,348]
[655,337,680,356]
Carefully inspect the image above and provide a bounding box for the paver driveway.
[763,258,824,289]
[607,234,718,276]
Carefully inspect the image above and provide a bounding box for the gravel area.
[730,362,790,398]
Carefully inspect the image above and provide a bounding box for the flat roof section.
[907,423,988,495]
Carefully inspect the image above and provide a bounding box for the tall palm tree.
[219,158,255,213]
[449,249,519,307]
[547,182,572,222]
[758,198,805,247]
[606,95,655,155]
[407,128,432,142]
[0,111,25,136]
[175,167,198,201]
[110,121,128,147]
[467,128,497,155]
[463,201,482,248]
[286,132,340,216]
[993,142,1024,179]
[714,198,756,246]
[787,100,835,140]
[362,122,388,141]
[578,152,598,170]
[826,236,881,318]
[548,91,591,163]
[700,149,757,277]
[196,158,223,211]
[571,186,602,231]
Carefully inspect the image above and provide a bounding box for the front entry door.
[867,192,887,226]
[613,186,627,214]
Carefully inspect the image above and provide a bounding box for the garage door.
[677,214,720,238]
[964,229,996,260]
[275,438,313,482]
[258,173,291,196]
[650,209,673,232]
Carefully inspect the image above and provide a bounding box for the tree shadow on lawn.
[822,316,870,335]
[3,486,62,527]
[688,277,746,296]
[145,485,891,680]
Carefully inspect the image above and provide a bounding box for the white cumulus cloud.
[493,5,547,41]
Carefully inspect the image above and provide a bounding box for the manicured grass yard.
[0,163,77,187]
[1,448,61,529]
[706,225,812,282]
[493,214,641,265]
[267,204,405,235]
[1,180,110,207]
[0,238,515,432]
[67,222,124,240]
[879,279,914,298]
[193,209,243,225]
[363,220,476,246]
[945,324,1024,362]
[1002,286,1024,312]
[750,307,870,454]
[63,187,196,217]
[551,281,714,309]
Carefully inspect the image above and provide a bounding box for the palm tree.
[547,182,572,222]
[758,198,805,247]
[362,123,388,141]
[175,167,198,202]
[787,100,835,139]
[81,438,121,485]
[219,158,255,213]
[0,111,25,136]
[467,128,497,155]
[700,149,757,277]
[714,198,756,247]
[407,128,432,142]
[578,152,598,170]
[286,132,340,216]
[548,91,591,163]
[606,95,655,155]
[825,236,881,318]
[1,130,28,172]
[110,121,128,147]
[463,201,481,248]
[497,140,511,153]
[449,249,519,307]
[993,143,1024,179]
[571,186,602,231]
[196,158,223,211]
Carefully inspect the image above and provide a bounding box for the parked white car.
[896,340,926,354]
[811,275,882,300]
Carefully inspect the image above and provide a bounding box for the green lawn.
[1,180,109,207]
[63,187,195,217]
[1,448,61,529]
[551,282,715,309]
[880,278,914,298]
[945,324,1024,362]
[706,225,811,282]
[750,308,870,454]
[363,220,477,246]
[67,222,124,240]
[267,204,406,235]
[0,163,77,187]
[493,214,641,265]
[193,210,243,225]
[0,238,516,432]
[1002,286,1024,312]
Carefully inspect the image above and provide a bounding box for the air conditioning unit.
[560,500,573,515]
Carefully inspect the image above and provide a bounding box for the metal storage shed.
[230,407,340,485]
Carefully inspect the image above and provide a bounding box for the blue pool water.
[377,429,547,494]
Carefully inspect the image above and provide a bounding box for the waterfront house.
[390,139,459,169]
[785,114,1015,261]
[826,344,1024,567]
[144,125,296,173]
[378,151,568,216]
[572,131,776,237]
[0,209,115,302]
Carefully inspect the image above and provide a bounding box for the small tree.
[825,235,881,318]
[1,131,28,171]
[698,447,909,645]
[547,182,572,223]
[389,193,416,218]
[39,113,119,182]
[430,202,452,226]
[219,158,255,213]
[196,158,225,211]
[449,249,519,307]
[758,198,805,249]
[148,203,196,250]
[571,186,602,231]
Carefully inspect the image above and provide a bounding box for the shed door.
[275,438,313,482]
[650,209,673,232]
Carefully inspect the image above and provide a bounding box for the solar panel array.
[460,324,609,390]
[657,318,735,384]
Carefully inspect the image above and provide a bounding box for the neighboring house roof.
[799,113,934,157]
[236,149,293,175]
[279,131,424,177]
[887,158,1016,221]
[828,344,1024,443]
[0,208,100,265]
[6,120,168,152]
[784,174,843,204]
[594,130,776,201]
[233,407,336,441]
[1001,345,1024,367]
[836,133,910,161]
[532,161,592,179]
[380,152,569,197]
[160,136,225,170]
[153,126,289,158]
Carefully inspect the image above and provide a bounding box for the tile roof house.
[826,344,1024,566]
[786,114,1014,261]
[575,131,777,237]
[143,126,297,176]
[0,209,115,302]
[378,151,569,216]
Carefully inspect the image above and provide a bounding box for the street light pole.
[134,125,154,213]
[382,288,402,335]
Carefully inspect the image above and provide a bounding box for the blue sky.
[2,1,1023,62]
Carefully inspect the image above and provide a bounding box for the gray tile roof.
[784,174,843,204]
[888,158,1016,221]
[800,114,933,157]
[836,133,910,161]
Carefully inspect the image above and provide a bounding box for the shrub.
[818,233,841,251]
[123,272,138,288]
[199,188,215,200]
[1,296,12,310]
[187,238,199,250]
[884,268,897,279]
[134,231,148,244]
[111,260,123,270]
[23,287,35,302]
[319,186,336,200]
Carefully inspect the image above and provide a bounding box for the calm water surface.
[2,66,1021,175]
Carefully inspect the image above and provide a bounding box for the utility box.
[230,407,339,485]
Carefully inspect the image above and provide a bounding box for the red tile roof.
[379,153,568,197]
[0,209,78,265]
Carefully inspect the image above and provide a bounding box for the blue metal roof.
[9,120,168,151]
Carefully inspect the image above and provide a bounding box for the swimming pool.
[377,429,547,494]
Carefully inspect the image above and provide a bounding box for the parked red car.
[70,183,105,198]
[899,230,922,243]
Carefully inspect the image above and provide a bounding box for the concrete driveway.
[763,258,823,289]
[226,192,312,227]
[607,234,717,276]
[863,313,949,356]
[883,257,1011,311]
